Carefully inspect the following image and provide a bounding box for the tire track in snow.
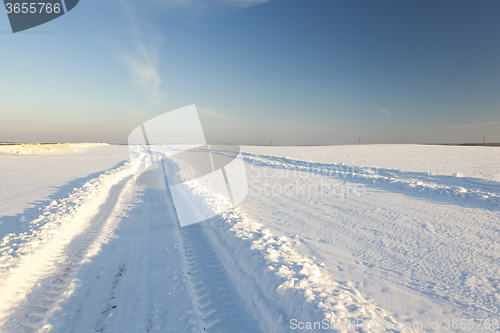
[175,224,263,333]
[71,149,263,332]
[96,188,155,333]
[192,148,500,209]
[134,147,265,332]
[161,149,418,333]
[0,160,136,331]
[157,158,263,332]
[48,186,197,333]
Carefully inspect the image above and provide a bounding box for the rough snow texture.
[0,143,107,154]
[0,161,133,326]
[243,144,500,182]
[1,144,499,332]
[167,149,409,332]
[237,151,500,208]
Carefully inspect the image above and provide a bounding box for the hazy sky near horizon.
[1,0,499,145]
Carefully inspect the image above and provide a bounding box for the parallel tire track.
[159,157,263,333]
[0,174,133,333]
[175,224,262,333]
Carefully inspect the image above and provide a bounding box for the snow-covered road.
[1,144,499,332]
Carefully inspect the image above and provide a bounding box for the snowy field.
[0,144,499,332]
[0,143,107,155]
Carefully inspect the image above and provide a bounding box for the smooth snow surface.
[0,144,498,332]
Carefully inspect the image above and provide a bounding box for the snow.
[0,144,499,332]
[242,144,500,182]
[0,155,132,327]
[0,143,107,155]
[0,144,129,223]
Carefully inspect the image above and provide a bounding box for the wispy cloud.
[444,122,500,130]
[120,53,163,107]
[151,0,272,20]
[218,0,271,8]
[381,110,390,121]
[118,0,165,108]
[117,0,269,108]
[155,0,271,9]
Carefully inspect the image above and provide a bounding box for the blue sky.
[1,0,499,145]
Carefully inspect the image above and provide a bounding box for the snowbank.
[0,143,107,154]
[0,158,135,324]
[166,151,413,333]
[242,144,500,183]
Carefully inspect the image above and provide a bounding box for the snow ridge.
[228,150,500,208]
[167,146,500,207]
[165,151,416,333]
[0,157,137,328]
